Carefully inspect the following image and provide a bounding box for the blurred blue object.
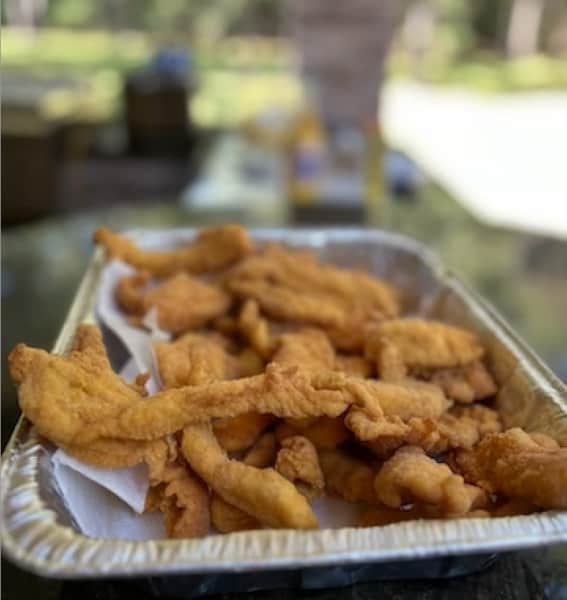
[385,150,421,200]
[151,47,192,83]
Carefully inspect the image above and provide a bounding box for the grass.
[388,51,567,92]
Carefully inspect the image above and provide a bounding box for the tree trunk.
[506,0,546,57]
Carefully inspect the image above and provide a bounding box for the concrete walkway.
[382,81,567,239]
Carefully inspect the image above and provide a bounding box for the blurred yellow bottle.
[288,108,326,205]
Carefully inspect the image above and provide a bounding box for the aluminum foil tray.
[2,228,567,583]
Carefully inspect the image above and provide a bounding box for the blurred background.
[2,0,567,447]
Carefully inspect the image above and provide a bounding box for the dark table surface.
[2,182,567,599]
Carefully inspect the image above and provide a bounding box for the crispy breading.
[365,319,484,380]
[319,449,377,504]
[228,279,347,330]
[529,431,560,450]
[335,354,373,378]
[275,416,350,450]
[455,428,567,509]
[213,413,276,452]
[154,333,239,388]
[155,461,211,538]
[344,379,449,441]
[8,329,142,446]
[62,437,173,470]
[69,323,112,371]
[181,424,318,529]
[235,347,265,377]
[116,272,230,335]
[211,495,261,533]
[94,224,254,277]
[392,405,502,456]
[12,341,359,445]
[243,432,278,468]
[428,361,497,403]
[283,417,319,429]
[237,300,274,358]
[375,446,487,516]
[228,278,384,352]
[14,335,453,447]
[156,333,270,453]
[90,370,449,444]
[275,436,325,493]
[72,368,357,444]
[364,410,488,458]
[227,244,399,318]
[345,411,409,442]
[450,404,503,437]
[155,333,263,453]
[225,244,397,352]
[272,329,335,371]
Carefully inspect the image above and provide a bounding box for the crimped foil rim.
[2,228,567,578]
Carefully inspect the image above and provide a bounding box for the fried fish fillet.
[427,361,497,404]
[8,326,142,446]
[153,461,211,538]
[90,369,450,445]
[154,332,239,388]
[455,428,567,509]
[13,334,454,447]
[153,328,261,536]
[243,432,278,468]
[228,279,383,352]
[228,279,347,331]
[272,329,335,371]
[237,299,274,358]
[366,404,503,458]
[155,333,271,453]
[319,449,377,504]
[227,244,399,318]
[344,379,449,441]
[81,366,352,443]
[94,224,254,277]
[365,319,485,380]
[275,436,325,494]
[116,271,230,334]
[275,416,350,451]
[374,446,487,517]
[225,244,397,351]
[62,437,174,469]
[235,347,265,377]
[213,413,276,452]
[181,423,318,529]
[210,494,261,533]
[335,354,373,378]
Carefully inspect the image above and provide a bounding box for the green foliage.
[47,0,98,27]
[2,28,151,73]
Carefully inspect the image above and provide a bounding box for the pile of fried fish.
[9,225,567,538]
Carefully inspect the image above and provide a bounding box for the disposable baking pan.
[2,228,566,588]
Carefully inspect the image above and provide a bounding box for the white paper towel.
[95,260,170,394]
[50,357,165,538]
[51,455,165,540]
